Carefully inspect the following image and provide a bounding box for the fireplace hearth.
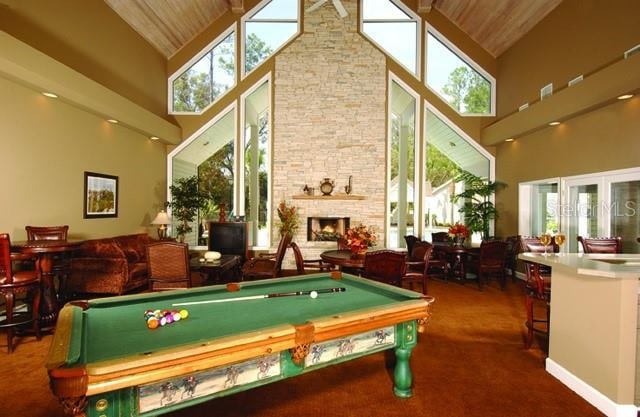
[307,217,350,242]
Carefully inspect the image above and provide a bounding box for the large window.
[241,76,271,248]
[361,0,419,77]
[169,25,236,114]
[423,105,493,242]
[168,104,237,246]
[519,168,640,253]
[387,75,419,248]
[426,27,495,116]
[242,0,299,76]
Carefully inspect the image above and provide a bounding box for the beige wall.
[0,76,168,240]
[493,0,640,237]
[495,98,640,237]
[0,0,169,119]
[496,0,640,119]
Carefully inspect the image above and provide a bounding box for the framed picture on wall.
[84,171,118,218]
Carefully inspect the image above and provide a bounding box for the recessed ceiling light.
[548,121,561,126]
[617,94,633,100]
[505,138,515,142]
[42,92,58,98]
[150,136,160,140]
[107,119,119,124]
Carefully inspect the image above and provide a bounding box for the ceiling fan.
[306,0,348,18]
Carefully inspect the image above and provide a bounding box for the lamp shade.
[151,210,171,225]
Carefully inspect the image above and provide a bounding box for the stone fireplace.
[307,217,350,241]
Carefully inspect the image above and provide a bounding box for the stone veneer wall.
[273,0,387,265]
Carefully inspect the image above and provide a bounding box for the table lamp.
[151,210,171,240]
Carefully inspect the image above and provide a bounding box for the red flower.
[448,223,470,238]
[344,224,377,253]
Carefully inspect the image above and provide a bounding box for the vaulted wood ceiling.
[105,0,562,58]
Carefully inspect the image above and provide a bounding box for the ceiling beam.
[417,0,435,13]
[228,0,244,14]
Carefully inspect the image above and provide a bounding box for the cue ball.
[310,291,318,299]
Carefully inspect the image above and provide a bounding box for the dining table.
[11,239,83,330]
[434,243,479,282]
[319,249,366,270]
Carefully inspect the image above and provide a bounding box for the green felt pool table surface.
[70,273,423,364]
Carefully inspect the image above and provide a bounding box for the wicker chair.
[146,241,191,291]
[0,234,41,353]
[577,236,622,253]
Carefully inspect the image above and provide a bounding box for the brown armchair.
[146,242,191,291]
[467,240,508,290]
[290,242,333,274]
[577,236,622,253]
[0,234,41,353]
[242,233,293,280]
[362,250,406,287]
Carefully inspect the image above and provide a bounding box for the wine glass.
[554,233,566,252]
[539,233,552,255]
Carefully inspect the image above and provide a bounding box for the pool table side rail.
[48,299,432,398]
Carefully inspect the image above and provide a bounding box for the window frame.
[239,72,273,249]
[167,23,237,115]
[386,71,421,248]
[425,25,496,117]
[360,0,421,79]
[422,101,496,240]
[241,0,301,79]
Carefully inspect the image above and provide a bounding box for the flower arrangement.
[344,224,378,255]
[276,200,299,237]
[448,223,470,238]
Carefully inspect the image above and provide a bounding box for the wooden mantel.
[291,194,366,200]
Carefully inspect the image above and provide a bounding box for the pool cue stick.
[172,287,346,307]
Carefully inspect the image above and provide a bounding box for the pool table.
[46,272,435,417]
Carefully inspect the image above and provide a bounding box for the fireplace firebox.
[307,217,350,242]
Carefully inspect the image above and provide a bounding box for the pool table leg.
[393,321,418,398]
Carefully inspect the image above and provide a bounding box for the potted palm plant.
[169,175,210,242]
[451,171,506,241]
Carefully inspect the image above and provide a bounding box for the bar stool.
[0,234,41,353]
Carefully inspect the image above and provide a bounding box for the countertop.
[518,252,640,279]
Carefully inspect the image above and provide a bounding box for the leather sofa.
[66,233,154,296]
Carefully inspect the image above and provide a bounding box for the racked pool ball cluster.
[144,309,189,330]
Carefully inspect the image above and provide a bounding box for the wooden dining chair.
[290,242,333,275]
[242,233,293,280]
[401,241,434,294]
[362,250,406,287]
[467,240,508,290]
[0,234,41,353]
[25,225,70,299]
[577,236,622,253]
[146,241,191,291]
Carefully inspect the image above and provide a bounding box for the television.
[207,222,248,262]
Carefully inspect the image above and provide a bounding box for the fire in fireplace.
[307,217,350,241]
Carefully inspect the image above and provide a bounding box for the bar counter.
[519,252,640,417]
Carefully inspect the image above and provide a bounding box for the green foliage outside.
[442,67,490,114]
[169,176,210,242]
[426,144,460,188]
[451,171,506,240]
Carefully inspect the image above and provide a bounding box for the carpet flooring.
[0,277,604,417]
